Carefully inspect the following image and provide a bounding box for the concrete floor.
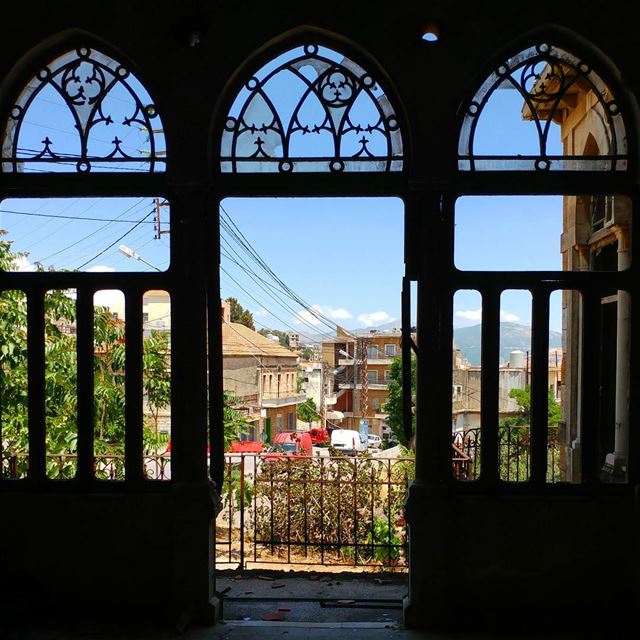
[6,573,599,640]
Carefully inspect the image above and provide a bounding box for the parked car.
[367,434,382,449]
[229,440,263,453]
[262,431,313,461]
[309,427,330,446]
[330,429,367,455]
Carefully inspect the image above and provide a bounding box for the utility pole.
[153,197,170,239]
[358,337,369,419]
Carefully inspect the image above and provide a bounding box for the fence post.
[239,454,245,569]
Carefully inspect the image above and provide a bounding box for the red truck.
[262,431,313,461]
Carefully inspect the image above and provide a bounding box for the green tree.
[500,385,561,427]
[225,297,255,330]
[297,397,320,424]
[1,234,172,476]
[382,354,416,446]
[258,327,290,347]
[223,390,250,449]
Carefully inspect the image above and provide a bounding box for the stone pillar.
[603,226,630,480]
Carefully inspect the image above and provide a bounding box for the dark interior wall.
[0,0,638,629]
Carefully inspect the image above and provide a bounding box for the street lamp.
[118,244,161,271]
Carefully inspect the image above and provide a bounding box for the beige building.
[322,326,402,435]
[221,302,305,441]
[527,66,631,481]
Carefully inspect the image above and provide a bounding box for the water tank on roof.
[509,350,525,369]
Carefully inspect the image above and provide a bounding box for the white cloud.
[293,307,322,326]
[86,265,115,273]
[455,308,520,322]
[254,307,268,317]
[325,306,352,320]
[456,308,483,321]
[500,310,520,322]
[293,304,352,327]
[13,256,36,272]
[357,311,395,327]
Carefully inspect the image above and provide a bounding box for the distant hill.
[454,322,562,366]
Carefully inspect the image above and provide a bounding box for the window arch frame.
[446,25,639,493]
[0,30,175,491]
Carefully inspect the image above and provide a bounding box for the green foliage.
[297,397,319,424]
[251,454,414,566]
[226,297,255,330]
[301,347,314,360]
[222,391,250,450]
[381,355,416,446]
[258,327,289,347]
[1,234,172,477]
[500,385,562,428]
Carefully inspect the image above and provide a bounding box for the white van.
[330,429,367,455]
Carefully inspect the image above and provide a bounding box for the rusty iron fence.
[1,452,171,480]
[215,452,415,571]
[452,425,561,482]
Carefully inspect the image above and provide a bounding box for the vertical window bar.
[401,276,413,445]
[530,289,550,485]
[125,291,143,482]
[76,289,95,484]
[580,290,601,485]
[480,289,500,485]
[27,289,46,483]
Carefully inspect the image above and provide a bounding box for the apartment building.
[322,326,402,435]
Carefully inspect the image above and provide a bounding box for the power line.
[0,207,156,224]
[76,210,156,270]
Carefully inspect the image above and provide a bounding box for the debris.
[258,575,274,581]
[219,586,231,595]
[242,616,251,621]
[278,606,291,612]
[234,575,242,580]
[261,611,286,621]
[244,591,253,595]
[336,599,356,605]
[271,583,285,589]
[308,575,320,581]
[374,578,392,585]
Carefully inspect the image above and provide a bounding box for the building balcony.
[338,356,394,366]
[261,392,306,408]
[338,382,388,391]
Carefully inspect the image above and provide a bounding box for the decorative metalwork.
[2,47,166,173]
[458,44,627,171]
[220,44,403,173]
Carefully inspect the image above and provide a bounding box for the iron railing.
[215,452,415,571]
[452,425,561,482]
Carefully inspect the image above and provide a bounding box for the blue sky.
[1,49,574,334]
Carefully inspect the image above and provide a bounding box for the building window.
[277,414,283,432]
[372,397,380,411]
[384,344,396,356]
[287,412,295,429]
[367,371,378,384]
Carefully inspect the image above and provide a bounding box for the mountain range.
[453,322,562,365]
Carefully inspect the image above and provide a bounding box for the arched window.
[2,47,165,173]
[458,43,627,170]
[220,44,403,173]
[452,37,633,488]
[0,41,171,485]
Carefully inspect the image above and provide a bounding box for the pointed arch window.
[220,44,403,173]
[2,47,166,173]
[458,43,627,171]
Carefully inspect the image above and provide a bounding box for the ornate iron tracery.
[458,43,627,171]
[220,44,404,173]
[2,47,166,173]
